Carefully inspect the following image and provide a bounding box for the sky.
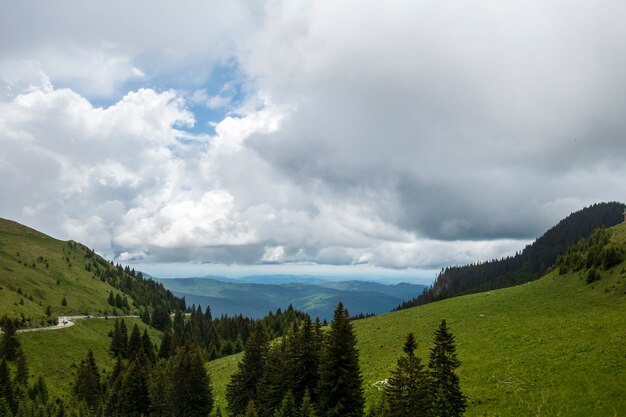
[1,1,625,283]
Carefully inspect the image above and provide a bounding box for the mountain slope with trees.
[209,221,626,416]
[398,201,625,309]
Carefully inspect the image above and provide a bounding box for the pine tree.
[428,320,466,417]
[273,391,297,417]
[120,352,150,417]
[0,359,16,414]
[299,390,317,417]
[290,316,320,403]
[159,328,174,359]
[127,324,143,359]
[73,349,101,413]
[103,357,125,416]
[14,348,28,387]
[244,401,260,417]
[29,376,48,404]
[317,302,365,417]
[148,359,173,417]
[257,340,289,417]
[226,323,268,417]
[109,319,128,358]
[383,333,431,417]
[141,329,156,364]
[170,343,214,417]
[0,317,20,361]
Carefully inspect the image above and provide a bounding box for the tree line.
[398,202,625,310]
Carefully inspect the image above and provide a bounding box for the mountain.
[0,217,184,326]
[398,201,626,309]
[209,221,626,416]
[155,277,426,320]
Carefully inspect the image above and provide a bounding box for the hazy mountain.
[155,277,426,320]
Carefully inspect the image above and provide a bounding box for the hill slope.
[0,217,183,326]
[209,222,626,416]
[399,201,625,309]
[156,277,425,320]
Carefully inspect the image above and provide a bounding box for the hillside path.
[1,315,140,334]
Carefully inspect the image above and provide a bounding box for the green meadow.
[18,318,162,400]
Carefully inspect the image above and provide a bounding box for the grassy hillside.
[0,218,126,323]
[209,222,626,416]
[18,318,162,400]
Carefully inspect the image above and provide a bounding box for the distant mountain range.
[154,276,426,320]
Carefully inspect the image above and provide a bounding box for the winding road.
[0,315,141,334]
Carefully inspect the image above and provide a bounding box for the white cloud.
[1,1,626,272]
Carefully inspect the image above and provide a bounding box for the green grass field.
[18,318,162,400]
[209,223,626,416]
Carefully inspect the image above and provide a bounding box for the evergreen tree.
[298,390,317,417]
[226,323,268,417]
[383,333,431,417]
[109,319,128,358]
[73,349,101,413]
[14,348,28,387]
[170,343,214,417]
[120,353,150,417]
[127,324,143,359]
[141,329,156,364]
[244,401,260,417]
[0,317,20,361]
[428,320,466,417]
[317,302,364,417]
[149,359,173,417]
[29,376,48,404]
[103,357,125,417]
[273,391,297,417]
[0,398,11,417]
[257,340,289,417]
[290,317,320,403]
[159,328,174,359]
[0,359,16,414]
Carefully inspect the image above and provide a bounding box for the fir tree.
[0,359,16,414]
[149,359,173,417]
[127,324,143,359]
[257,340,289,417]
[29,376,48,404]
[226,323,268,417]
[244,401,260,417]
[103,357,125,417]
[317,302,365,417]
[428,320,466,417]
[273,391,297,417]
[109,319,128,358]
[14,348,28,387]
[383,333,431,417]
[0,317,20,361]
[159,328,174,359]
[120,352,150,417]
[73,349,101,413]
[170,343,214,417]
[299,390,317,417]
[141,329,156,364]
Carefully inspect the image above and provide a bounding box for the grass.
[208,222,626,416]
[18,317,162,400]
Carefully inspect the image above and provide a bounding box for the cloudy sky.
[1,1,625,282]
